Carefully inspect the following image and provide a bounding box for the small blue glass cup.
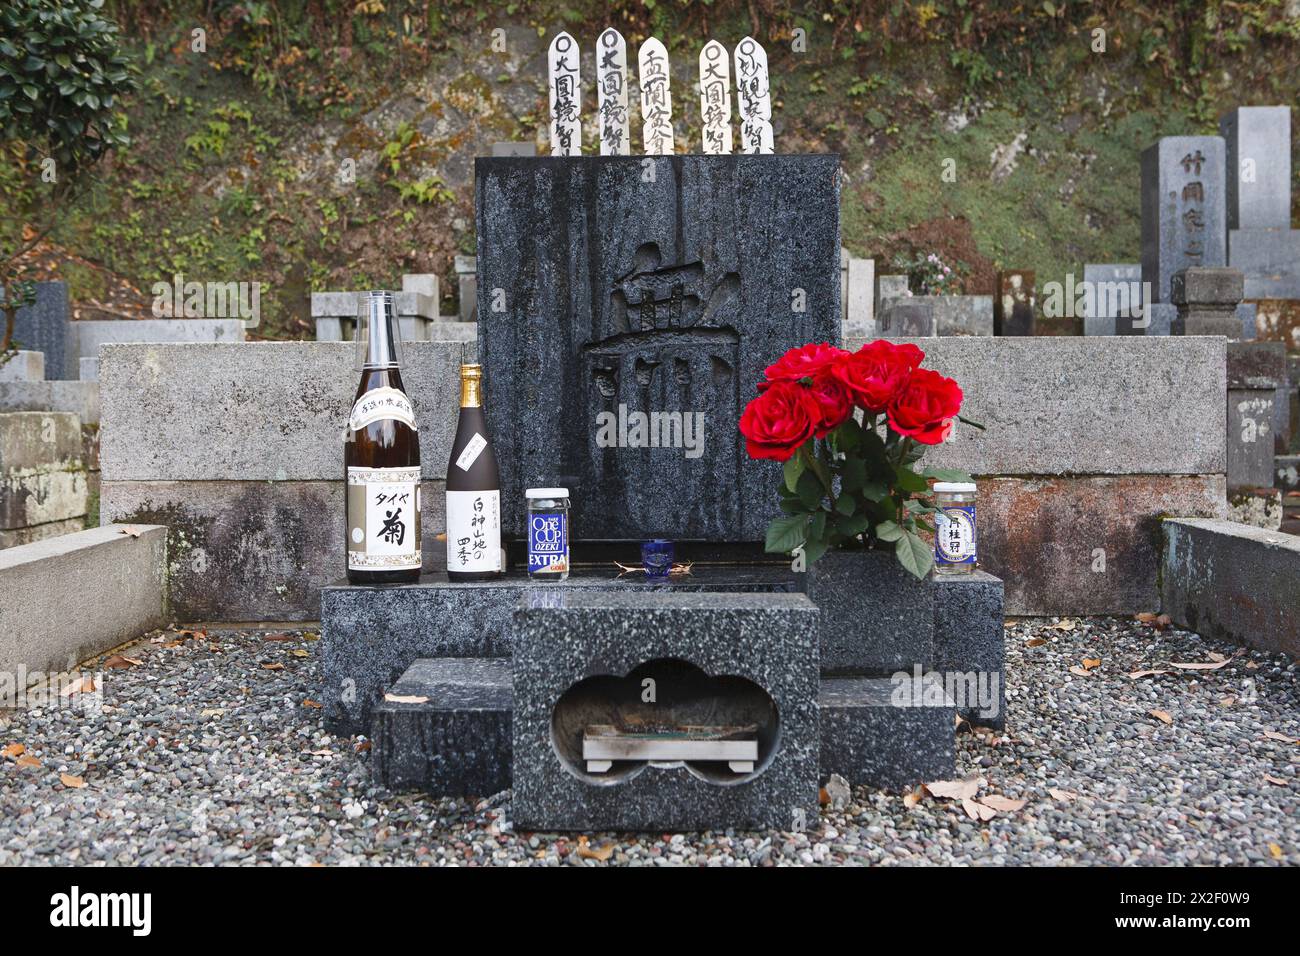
[641,539,675,578]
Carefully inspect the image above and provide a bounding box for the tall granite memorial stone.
[475,154,841,542]
[1141,137,1227,305]
[1221,106,1300,299]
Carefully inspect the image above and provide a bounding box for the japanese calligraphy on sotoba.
[698,40,733,155]
[548,32,581,156]
[596,28,630,156]
[1177,149,1208,264]
[734,36,773,154]
[638,37,675,155]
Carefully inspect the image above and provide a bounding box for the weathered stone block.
[512,591,820,832]
[370,658,513,796]
[10,282,68,380]
[0,351,44,383]
[1220,106,1292,231]
[320,565,799,734]
[101,478,446,624]
[994,270,1035,336]
[1228,390,1276,488]
[875,274,909,307]
[71,319,246,379]
[1162,518,1300,657]
[844,257,875,336]
[837,337,1227,478]
[932,570,1005,729]
[976,475,1226,616]
[1227,341,1286,390]
[1237,303,1258,341]
[880,297,936,337]
[0,381,100,424]
[1082,263,1143,335]
[1172,266,1244,306]
[477,154,841,542]
[455,255,478,324]
[803,549,934,675]
[0,412,88,530]
[1226,487,1282,531]
[1141,137,1228,303]
[934,295,994,336]
[0,471,88,530]
[0,517,85,550]
[1230,228,1300,299]
[99,343,469,482]
[0,525,167,678]
[819,676,954,789]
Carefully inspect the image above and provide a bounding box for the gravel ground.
[1,618,1296,866]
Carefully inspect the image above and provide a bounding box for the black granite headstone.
[475,155,841,541]
[11,281,69,380]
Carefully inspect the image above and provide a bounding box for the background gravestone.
[475,154,841,541]
[1140,137,1227,305]
[1082,263,1142,335]
[1220,106,1291,231]
[10,281,70,380]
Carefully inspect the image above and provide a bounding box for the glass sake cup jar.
[933,482,977,574]
[525,488,570,580]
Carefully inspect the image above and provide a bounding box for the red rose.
[829,339,925,413]
[807,371,853,437]
[887,367,963,445]
[761,342,848,388]
[739,380,822,461]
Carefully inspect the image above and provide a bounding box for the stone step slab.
[369,663,958,799]
[370,658,513,796]
[0,381,99,425]
[0,351,45,383]
[1162,518,1300,658]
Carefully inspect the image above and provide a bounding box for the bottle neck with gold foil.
[459,368,482,408]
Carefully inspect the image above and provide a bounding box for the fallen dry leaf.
[264,633,296,643]
[261,663,285,671]
[1208,652,1228,663]
[978,794,1026,812]
[1155,614,1171,629]
[1068,665,1092,677]
[818,787,830,806]
[1,743,25,760]
[903,789,923,809]
[161,640,184,649]
[1264,731,1299,744]
[1048,788,1078,803]
[1170,655,1235,672]
[1149,709,1173,725]
[1025,638,1046,647]
[383,693,429,705]
[1264,775,1288,786]
[199,709,225,718]
[962,797,997,821]
[925,778,981,801]
[59,773,85,789]
[1220,696,1237,707]
[16,754,41,769]
[118,526,142,538]
[1127,669,1170,679]
[1268,843,1283,861]
[302,699,323,709]
[577,838,615,862]
[291,649,309,658]
[354,741,372,753]
[1135,612,1158,623]
[103,655,141,669]
[1081,658,1102,670]
[1050,619,1076,630]
[60,676,96,697]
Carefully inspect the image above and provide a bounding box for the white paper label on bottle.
[446,489,502,572]
[349,387,417,433]
[455,433,488,472]
[347,466,422,570]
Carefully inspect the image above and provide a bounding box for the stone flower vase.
[802,548,935,675]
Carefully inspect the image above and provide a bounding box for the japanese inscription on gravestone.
[734,37,773,155]
[596,28,631,156]
[638,38,675,155]
[1141,136,1226,303]
[548,32,582,156]
[698,40,733,155]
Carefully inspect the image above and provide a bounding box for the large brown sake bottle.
[344,291,422,584]
[445,364,503,580]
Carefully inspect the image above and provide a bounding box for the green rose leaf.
[874,520,904,543]
[836,512,868,536]
[778,497,806,515]
[835,493,856,516]
[783,454,806,494]
[764,515,807,555]
[808,510,827,542]
[894,465,928,493]
[896,530,935,580]
[839,456,867,491]
[859,480,889,502]
[796,469,825,510]
[801,534,829,567]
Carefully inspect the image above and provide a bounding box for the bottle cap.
[932,482,977,493]
[526,487,569,499]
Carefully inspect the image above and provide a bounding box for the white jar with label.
[933,481,977,574]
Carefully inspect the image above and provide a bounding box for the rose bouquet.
[738,340,977,579]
